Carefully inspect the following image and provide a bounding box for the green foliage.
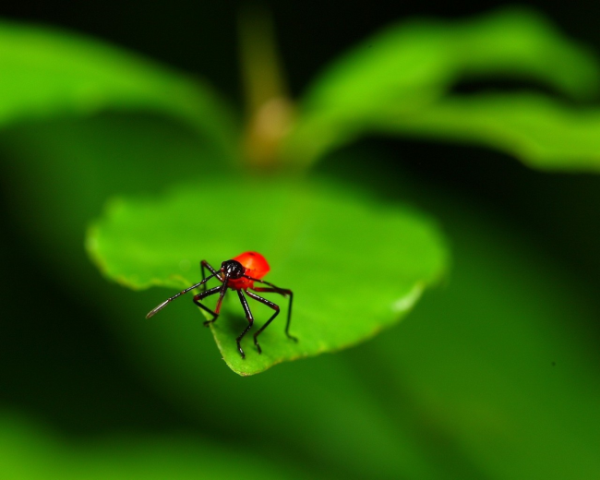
[373,92,600,170]
[88,178,447,375]
[83,158,600,479]
[0,20,238,161]
[0,414,302,479]
[2,5,600,480]
[81,7,600,374]
[285,7,600,168]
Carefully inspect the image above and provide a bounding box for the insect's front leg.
[193,285,223,326]
[235,289,254,359]
[201,260,222,293]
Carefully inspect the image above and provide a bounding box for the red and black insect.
[146,251,296,359]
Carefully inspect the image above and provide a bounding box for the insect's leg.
[251,283,297,342]
[201,260,222,293]
[246,291,283,354]
[236,290,254,359]
[193,285,224,326]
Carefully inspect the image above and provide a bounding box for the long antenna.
[146,272,217,319]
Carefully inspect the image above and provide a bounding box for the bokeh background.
[2,1,600,479]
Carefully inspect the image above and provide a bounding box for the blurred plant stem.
[238,5,295,169]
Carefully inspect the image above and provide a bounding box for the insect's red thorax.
[228,251,270,290]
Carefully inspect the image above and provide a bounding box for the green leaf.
[374,92,600,171]
[0,20,237,160]
[0,413,303,479]
[86,176,448,375]
[285,7,600,165]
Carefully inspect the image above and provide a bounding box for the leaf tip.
[391,282,424,314]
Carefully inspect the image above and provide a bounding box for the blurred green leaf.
[285,7,600,166]
[0,413,304,480]
[375,92,600,171]
[0,21,238,160]
[86,177,448,375]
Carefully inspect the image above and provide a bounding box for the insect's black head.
[221,259,245,279]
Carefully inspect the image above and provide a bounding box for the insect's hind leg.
[251,286,297,342]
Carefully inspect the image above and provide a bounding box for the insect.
[146,251,296,359]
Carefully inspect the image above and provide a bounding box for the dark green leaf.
[86,177,448,375]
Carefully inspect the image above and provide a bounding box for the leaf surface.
[87,177,448,375]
